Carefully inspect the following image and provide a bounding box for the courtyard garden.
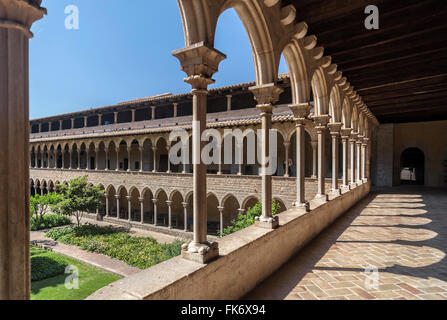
[30,245,120,300]
[45,224,183,269]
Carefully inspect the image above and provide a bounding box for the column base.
[292,201,310,212]
[340,185,351,193]
[362,178,368,183]
[349,183,358,189]
[181,241,219,264]
[356,180,363,185]
[314,194,329,203]
[330,189,341,196]
[254,215,279,229]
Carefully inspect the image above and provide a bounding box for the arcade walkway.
[245,186,447,300]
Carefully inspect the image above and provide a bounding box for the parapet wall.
[87,182,370,300]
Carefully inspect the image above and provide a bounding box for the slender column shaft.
[311,141,317,178]
[182,202,188,232]
[127,196,131,221]
[341,136,349,187]
[356,140,362,182]
[296,122,306,205]
[69,151,72,169]
[167,200,172,228]
[139,147,143,172]
[95,151,98,170]
[127,147,131,172]
[284,142,290,177]
[316,127,326,197]
[218,206,224,235]
[115,148,119,171]
[192,89,208,245]
[331,133,340,191]
[152,147,157,172]
[153,199,158,226]
[166,146,171,173]
[105,195,109,217]
[84,116,87,127]
[260,110,273,220]
[350,138,356,185]
[115,195,120,218]
[139,198,144,223]
[105,148,109,171]
[77,151,80,169]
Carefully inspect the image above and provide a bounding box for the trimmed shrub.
[30,213,71,231]
[219,201,280,237]
[30,246,68,281]
[46,224,183,269]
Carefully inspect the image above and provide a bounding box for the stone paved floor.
[245,186,447,300]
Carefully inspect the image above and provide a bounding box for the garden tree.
[30,193,63,223]
[55,176,104,226]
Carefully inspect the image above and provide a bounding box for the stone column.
[283,141,290,177]
[173,44,225,263]
[226,95,232,111]
[312,115,331,202]
[151,106,156,120]
[105,194,109,217]
[94,150,98,171]
[68,150,73,169]
[152,146,157,172]
[38,123,42,133]
[349,132,359,187]
[217,206,224,235]
[83,116,88,128]
[237,140,243,176]
[114,112,118,124]
[173,103,178,118]
[126,196,132,221]
[115,147,119,171]
[328,123,343,195]
[250,84,283,229]
[182,202,188,232]
[362,138,369,182]
[86,150,91,170]
[356,136,363,184]
[98,114,102,126]
[71,118,75,129]
[48,122,52,131]
[166,145,171,173]
[152,198,158,226]
[139,146,144,172]
[127,146,131,172]
[289,103,312,211]
[77,150,81,170]
[59,119,63,131]
[131,109,136,122]
[115,195,120,219]
[340,128,352,189]
[104,147,109,171]
[311,141,318,179]
[139,197,144,223]
[167,200,173,228]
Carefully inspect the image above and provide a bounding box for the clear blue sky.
[30,0,287,119]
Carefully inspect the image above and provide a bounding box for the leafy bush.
[30,193,63,221]
[30,213,71,231]
[46,224,183,269]
[219,201,280,237]
[30,246,68,281]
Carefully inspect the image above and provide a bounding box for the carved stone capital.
[350,132,359,141]
[328,122,343,134]
[340,128,353,139]
[311,114,331,128]
[249,83,283,106]
[0,0,46,38]
[289,103,312,120]
[172,42,226,90]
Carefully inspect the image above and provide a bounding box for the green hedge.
[30,214,71,231]
[46,224,183,269]
[219,201,280,237]
[30,246,68,281]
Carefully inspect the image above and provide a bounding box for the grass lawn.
[31,246,121,300]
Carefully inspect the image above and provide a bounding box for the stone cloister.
[2,0,444,300]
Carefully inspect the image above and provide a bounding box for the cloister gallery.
[1,0,446,300]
